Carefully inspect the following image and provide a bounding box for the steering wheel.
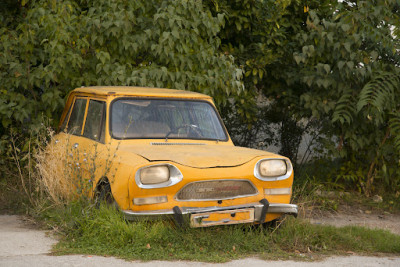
[165,124,203,138]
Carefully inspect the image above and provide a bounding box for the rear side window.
[60,104,72,132]
[67,98,87,135]
[83,100,106,143]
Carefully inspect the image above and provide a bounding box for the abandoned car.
[55,86,298,227]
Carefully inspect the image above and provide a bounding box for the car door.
[56,96,107,196]
[56,96,90,194]
[80,98,108,191]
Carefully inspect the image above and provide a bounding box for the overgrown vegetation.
[1,0,400,262]
[2,0,399,196]
[0,124,399,262]
[38,203,400,262]
[210,0,400,196]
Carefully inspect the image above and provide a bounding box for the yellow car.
[56,86,297,227]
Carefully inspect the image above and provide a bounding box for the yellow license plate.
[190,208,255,227]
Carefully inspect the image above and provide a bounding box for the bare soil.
[309,210,400,235]
[304,194,400,235]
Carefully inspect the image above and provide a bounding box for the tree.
[292,0,400,194]
[206,0,325,161]
[0,0,243,139]
[208,0,400,194]
[1,0,400,195]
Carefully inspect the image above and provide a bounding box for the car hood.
[118,143,279,168]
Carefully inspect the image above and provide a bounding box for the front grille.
[175,180,258,201]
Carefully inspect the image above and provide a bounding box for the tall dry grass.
[2,120,123,216]
[34,130,79,204]
[34,128,120,207]
[6,126,94,209]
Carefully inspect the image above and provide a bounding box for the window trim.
[64,97,88,136]
[80,99,90,136]
[63,96,107,143]
[83,99,107,144]
[59,103,73,133]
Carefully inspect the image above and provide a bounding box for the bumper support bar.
[173,206,184,226]
[259,198,270,223]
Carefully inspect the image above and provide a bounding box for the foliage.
[204,0,317,160]
[1,0,400,196]
[210,0,400,194]
[0,0,243,139]
[0,120,51,212]
[293,1,400,195]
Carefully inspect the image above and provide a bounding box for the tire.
[95,180,118,209]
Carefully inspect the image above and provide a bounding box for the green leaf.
[344,42,351,52]
[323,64,330,74]
[346,61,354,69]
[338,61,345,70]
[341,24,350,32]
[235,21,242,31]
[171,29,179,38]
[371,51,378,60]
[258,69,263,79]
[294,54,302,65]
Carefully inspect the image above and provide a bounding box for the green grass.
[40,202,400,262]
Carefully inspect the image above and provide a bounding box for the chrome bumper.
[122,199,298,224]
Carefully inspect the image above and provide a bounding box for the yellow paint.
[55,86,294,224]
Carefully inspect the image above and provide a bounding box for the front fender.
[94,148,149,210]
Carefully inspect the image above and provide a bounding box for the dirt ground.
[308,209,400,235]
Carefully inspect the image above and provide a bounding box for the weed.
[2,122,400,262]
[41,202,400,262]
[0,120,120,215]
[293,174,400,217]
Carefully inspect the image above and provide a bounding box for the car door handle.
[73,143,79,149]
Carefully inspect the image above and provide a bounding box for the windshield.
[110,98,228,140]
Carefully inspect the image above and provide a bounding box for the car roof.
[72,86,212,99]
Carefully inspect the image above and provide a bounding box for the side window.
[83,100,106,142]
[67,98,87,135]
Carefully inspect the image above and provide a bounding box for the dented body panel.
[55,86,298,227]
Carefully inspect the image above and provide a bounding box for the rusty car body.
[55,86,298,227]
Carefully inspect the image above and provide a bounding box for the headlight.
[135,164,183,189]
[140,166,170,184]
[259,160,287,177]
[254,159,292,181]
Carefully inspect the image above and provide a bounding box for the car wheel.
[95,180,118,209]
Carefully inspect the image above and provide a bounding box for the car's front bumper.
[122,199,298,227]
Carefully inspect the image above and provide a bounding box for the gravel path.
[1,215,399,267]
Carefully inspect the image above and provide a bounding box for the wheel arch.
[95,176,111,194]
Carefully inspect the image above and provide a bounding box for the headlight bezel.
[135,163,183,189]
[254,158,293,181]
